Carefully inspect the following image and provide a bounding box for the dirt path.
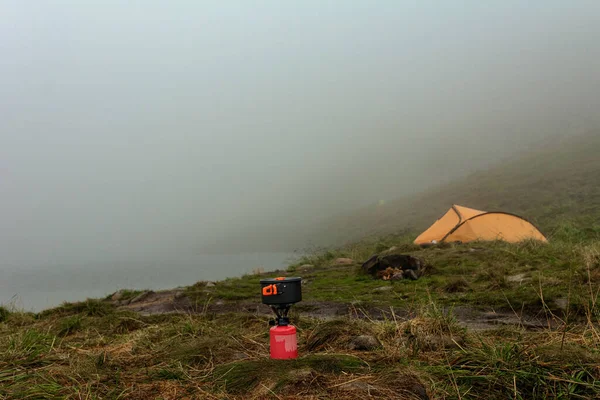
[113,289,558,331]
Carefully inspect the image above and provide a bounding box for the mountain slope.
[310,131,600,245]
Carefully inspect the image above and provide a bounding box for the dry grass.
[2,297,598,399]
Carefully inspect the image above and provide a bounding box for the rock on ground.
[174,290,187,300]
[506,273,529,284]
[408,383,430,400]
[129,291,153,304]
[287,368,315,383]
[299,264,314,270]
[555,297,568,310]
[348,335,381,351]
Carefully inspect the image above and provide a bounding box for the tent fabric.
[452,205,486,220]
[412,208,461,245]
[414,205,547,245]
[413,205,484,244]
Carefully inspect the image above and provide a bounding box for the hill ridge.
[308,130,600,246]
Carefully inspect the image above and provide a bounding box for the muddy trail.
[111,288,560,331]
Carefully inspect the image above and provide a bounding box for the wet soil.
[115,289,560,331]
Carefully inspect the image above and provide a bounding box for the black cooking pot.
[260,276,302,305]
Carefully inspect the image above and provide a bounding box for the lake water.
[1,252,296,312]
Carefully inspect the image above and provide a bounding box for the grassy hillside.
[311,131,600,246]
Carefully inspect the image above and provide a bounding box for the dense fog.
[2,1,599,266]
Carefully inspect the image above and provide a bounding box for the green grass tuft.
[39,299,116,318]
[3,329,56,368]
[58,315,83,336]
[0,306,11,323]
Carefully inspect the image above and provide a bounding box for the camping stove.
[260,277,302,359]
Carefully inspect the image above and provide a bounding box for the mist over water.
[1,2,600,307]
[1,252,295,312]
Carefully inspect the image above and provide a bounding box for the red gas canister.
[269,325,298,359]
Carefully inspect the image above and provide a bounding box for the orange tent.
[414,205,547,245]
